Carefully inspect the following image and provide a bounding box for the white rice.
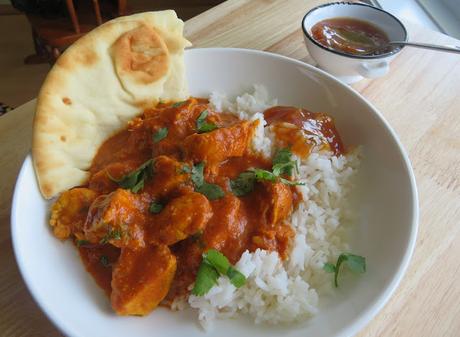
[185,85,360,329]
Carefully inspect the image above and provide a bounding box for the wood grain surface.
[1,1,460,336]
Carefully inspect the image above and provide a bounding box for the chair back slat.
[118,0,127,16]
[65,0,80,34]
[92,0,103,25]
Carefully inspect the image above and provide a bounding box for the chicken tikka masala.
[49,98,344,316]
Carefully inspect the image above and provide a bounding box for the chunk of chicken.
[84,189,147,249]
[165,239,203,303]
[202,194,247,263]
[257,182,293,226]
[250,223,295,259]
[49,188,97,240]
[78,244,121,296]
[144,98,198,124]
[250,182,294,259]
[143,99,207,158]
[111,245,176,315]
[148,192,213,246]
[143,155,191,198]
[183,121,256,167]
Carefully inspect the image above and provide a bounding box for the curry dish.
[49,98,344,316]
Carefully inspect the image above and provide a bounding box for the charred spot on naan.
[113,25,170,85]
[62,97,72,105]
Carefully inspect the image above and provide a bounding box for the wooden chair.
[25,0,127,64]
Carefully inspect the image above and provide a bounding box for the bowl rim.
[301,1,408,60]
[11,47,419,337]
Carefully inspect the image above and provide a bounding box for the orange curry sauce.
[54,99,344,315]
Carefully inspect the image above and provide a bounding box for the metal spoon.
[373,41,460,54]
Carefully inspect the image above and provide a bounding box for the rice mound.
[184,85,360,329]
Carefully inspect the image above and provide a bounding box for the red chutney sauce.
[311,17,391,56]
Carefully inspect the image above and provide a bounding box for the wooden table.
[1,1,459,336]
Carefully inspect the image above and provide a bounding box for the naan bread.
[33,11,191,199]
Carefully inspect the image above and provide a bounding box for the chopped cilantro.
[190,162,224,200]
[252,168,277,182]
[149,201,163,214]
[191,162,205,187]
[198,123,218,133]
[192,249,246,296]
[196,110,218,133]
[272,148,298,176]
[76,239,90,247]
[229,150,304,196]
[230,171,256,196]
[99,228,122,244]
[180,164,191,174]
[227,266,246,288]
[172,100,187,108]
[108,159,154,193]
[196,182,225,200]
[273,148,292,166]
[100,255,110,268]
[205,249,231,275]
[323,262,336,273]
[191,261,219,296]
[152,127,168,143]
[323,253,366,287]
[279,177,305,186]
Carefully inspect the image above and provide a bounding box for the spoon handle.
[390,41,460,54]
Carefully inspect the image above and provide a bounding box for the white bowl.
[302,2,408,84]
[12,48,418,337]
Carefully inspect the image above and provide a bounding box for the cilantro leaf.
[149,201,163,214]
[325,253,366,287]
[334,254,348,287]
[192,249,247,296]
[196,182,225,200]
[191,162,205,187]
[273,148,292,165]
[252,168,277,182]
[198,123,218,133]
[279,177,305,186]
[180,164,191,174]
[100,255,110,268]
[130,178,145,193]
[272,161,296,176]
[100,228,122,244]
[323,262,336,273]
[196,110,208,127]
[272,148,297,176]
[344,254,366,274]
[191,162,224,200]
[152,127,168,143]
[196,110,218,133]
[191,261,219,296]
[230,171,256,196]
[243,149,303,187]
[227,266,246,288]
[76,240,90,248]
[108,159,154,193]
[204,249,231,275]
[230,166,304,196]
[172,100,187,108]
